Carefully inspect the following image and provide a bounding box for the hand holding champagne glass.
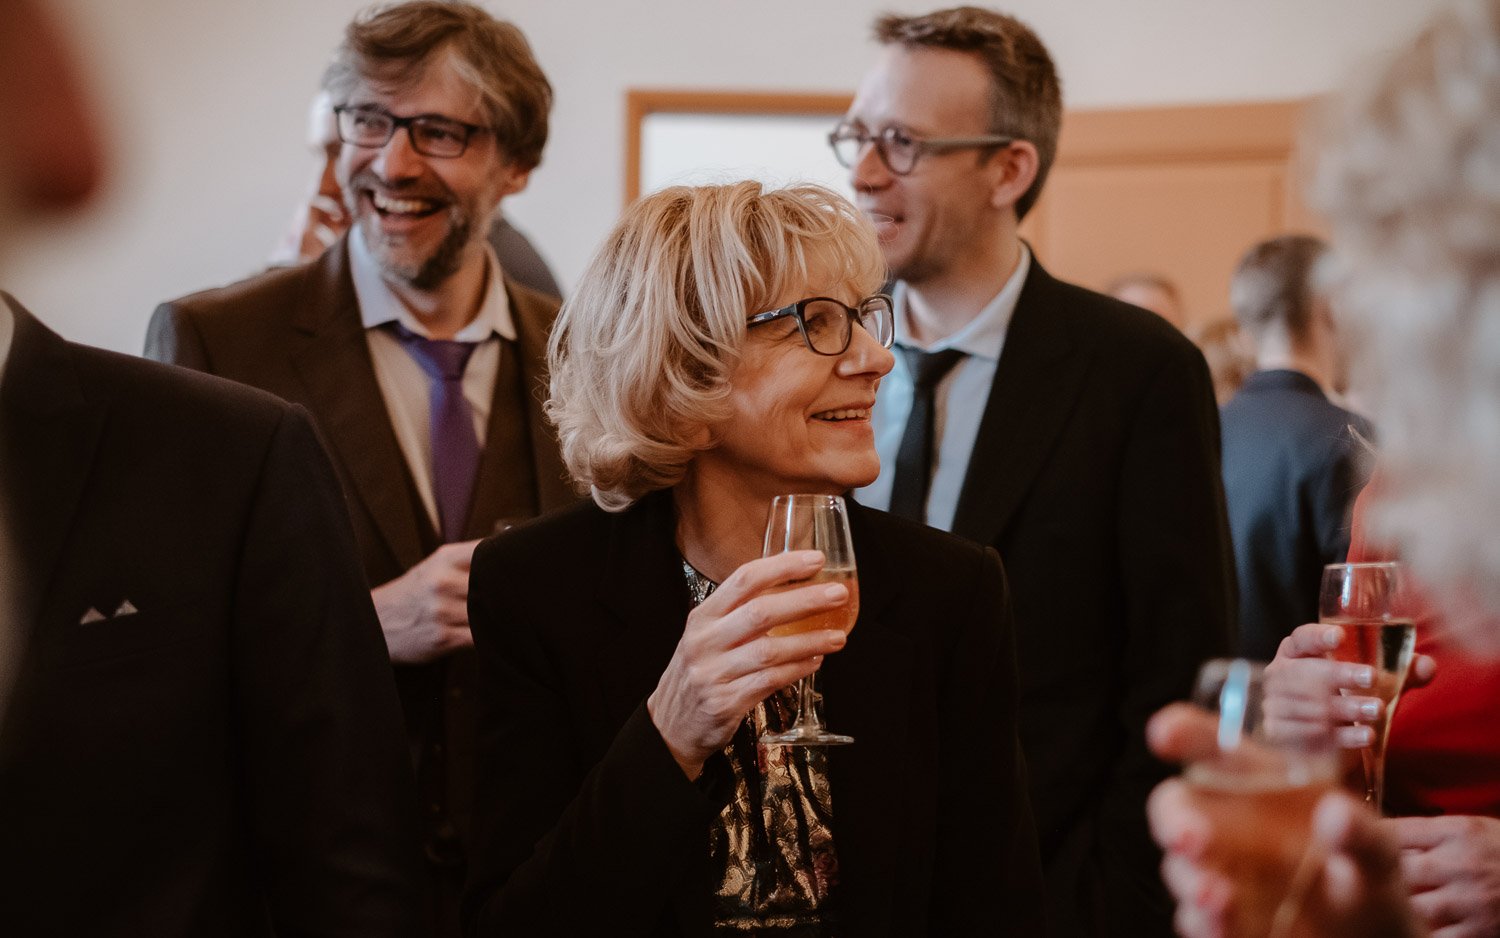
[759,494,858,746]
[1318,562,1417,812]
[1181,659,1339,938]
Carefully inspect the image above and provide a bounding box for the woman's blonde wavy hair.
[1309,0,1500,641]
[547,181,886,511]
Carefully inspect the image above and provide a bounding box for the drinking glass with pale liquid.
[1185,659,1339,938]
[758,494,858,746]
[1318,561,1417,813]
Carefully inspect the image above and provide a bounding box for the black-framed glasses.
[333,104,489,158]
[828,121,1015,176]
[746,294,896,356]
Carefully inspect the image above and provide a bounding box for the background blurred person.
[1188,316,1256,405]
[269,90,562,301]
[1221,234,1373,660]
[0,1,421,934]
[146,4,572,933]
[1149,0,1500,935]
[1108,271,1189,331]
[462,181,1045,937]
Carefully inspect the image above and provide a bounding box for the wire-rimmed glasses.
[333,104,489,158]
[746,294,895,356]
[828,121,1016,175]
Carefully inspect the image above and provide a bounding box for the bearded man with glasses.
[837,7,1234,936]
[145,3,575,935]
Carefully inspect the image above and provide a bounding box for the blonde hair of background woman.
[1309,0,1500,649]
[547,181,886,511]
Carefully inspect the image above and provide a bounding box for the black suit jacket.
[143,238,575,935]
[0,297,420,936]
[1220,369,1373,659]
[938,259,1235,936]
[462,492,1046,937]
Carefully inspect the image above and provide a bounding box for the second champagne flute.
[1319,561,1417,812]
[759,493,859,746]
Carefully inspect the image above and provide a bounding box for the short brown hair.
[875,6,1062,219]
[323,1,551,171]
[1229,235,1331,342]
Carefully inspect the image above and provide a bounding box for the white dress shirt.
[349,227,515,533]
[857,244,1031,532]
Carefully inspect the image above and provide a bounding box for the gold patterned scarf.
[682,560,839,936]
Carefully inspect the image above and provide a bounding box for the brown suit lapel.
[951,258,1089,549]
[286,243,430,573]
[0,298,106,627]
[462,277,573,540]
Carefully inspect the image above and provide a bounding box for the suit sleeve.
[143,302,210,370]
[230,403,422,937]
[1106,342,1236,925]
[1313,423,1372,567]
[463,538,727,937]
[933,546,1047,936]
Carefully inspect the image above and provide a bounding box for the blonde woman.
[462,182,1043,937]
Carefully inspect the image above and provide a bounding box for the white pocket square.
[79,599,140,625]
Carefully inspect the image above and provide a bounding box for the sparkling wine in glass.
[758,494,858,747]
[1319,561,1417,812]
[1185,659,1339,938]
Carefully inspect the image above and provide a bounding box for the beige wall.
[9,0,1447,351]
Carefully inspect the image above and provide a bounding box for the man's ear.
[497,161,533,200]
[988,140,1040,212]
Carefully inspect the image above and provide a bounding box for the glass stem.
[794,673,822,731]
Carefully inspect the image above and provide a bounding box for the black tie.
[888,346,966,523]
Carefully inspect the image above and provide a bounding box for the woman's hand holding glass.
[646,549,849,781]
[1272,623,1437,751]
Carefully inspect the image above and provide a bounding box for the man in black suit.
[836,7,1235,934]
[1221,235,1373,659]
[0,3,420,932]
[146,4,573,934]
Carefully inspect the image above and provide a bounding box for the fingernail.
[799,550,823,565]
[824,630,846,645]
[1324,626,1342,648]
[824,584,847,601]
[1171,829,1204,858]
[1356,666,1374,688]
[1360,700,1380,719]
[1356,726,1374,746]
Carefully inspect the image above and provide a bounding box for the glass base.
[759,726,853,746]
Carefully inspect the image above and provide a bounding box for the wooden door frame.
[623,89,853,207]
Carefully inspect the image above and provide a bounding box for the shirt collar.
[349,225,516,341]
[891,241,1031,360]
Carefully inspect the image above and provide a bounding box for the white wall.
[11,0,1447,352]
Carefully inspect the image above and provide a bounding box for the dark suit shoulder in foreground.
[0,298,421,937]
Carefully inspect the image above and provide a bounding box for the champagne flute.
[758,494,859,746]
[1184,659,1339,938]
[1319,561,1417,812]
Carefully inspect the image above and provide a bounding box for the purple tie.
[392,324,482,543]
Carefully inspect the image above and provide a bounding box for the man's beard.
[360,208,473,290]
[345,172,477,290]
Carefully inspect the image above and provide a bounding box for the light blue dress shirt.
[856,244,1031,532]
